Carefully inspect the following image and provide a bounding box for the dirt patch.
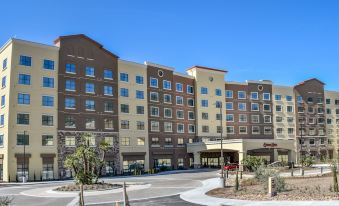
[207,175,339,201]
[55,183,122,192]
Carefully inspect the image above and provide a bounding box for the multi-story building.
[1,34,339,181]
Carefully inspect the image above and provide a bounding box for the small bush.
[254,165,286,192]
[300,156,315,167]
[242,156,265,172]
[0,196,13,206]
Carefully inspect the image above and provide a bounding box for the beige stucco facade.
[324,91,339,158]
[0,39,59,181]
[118,60,149,171]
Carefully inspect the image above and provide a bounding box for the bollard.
[291,169,294,177]
[240,171,243,179]
[226,170,229,178]
[300,168,304,176]
[321,167,323,175]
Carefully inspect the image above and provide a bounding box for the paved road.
[0,169,217,206]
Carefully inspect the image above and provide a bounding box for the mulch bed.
[55,183,122,192]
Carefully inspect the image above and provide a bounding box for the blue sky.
[2,0,339,90]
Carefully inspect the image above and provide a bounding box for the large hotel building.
[0,34,338,181]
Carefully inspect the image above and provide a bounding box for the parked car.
[224,163,239,171]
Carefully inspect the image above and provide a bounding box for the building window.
[215,89,222,96]
[226,114,234,122]
[66,63,76,74]
[136,106,144,114]
[164,94,172,103]
[286,95,293,101]
[202,112,209,120]
[217,126,222,133]
[239,114,247,123]
[276,116,283,122]
[120,120,130,129]
[104,119,114,129]
[202,126,209,133]
[85,83,95,93]
[1,95,5,107]
[264,115,272,123]
[85,67,95,77]
[104,86,113,96]
[164,108,172,118]
[288,128,294,135]
[189,124,196,133]
[0,134,3,147]
[150,92,159,102]
[251,103,259,111]
[238,102,246,111]
[176,96,183,105]
[17,134,29,145]
[151,121,160,131]
[120,88,129,97]
[151,137,159,145]
[150,77,158,88]
[251,115,260,123]
[65,97,76,109]
[85,118,95,129]
[201,100,208,107]
[226,102,233,110]
[164,122,173,132]
[263,104,271,111]
[120,104,129,113]
[65,136,76,146]
[42,135,53,146]
[65,79,76,91]
[1,114,5,126]
[137,137,145,146]
[120,73,129,82]
[65,116,76,128]
[225,90,233,98]
[239,126,247,134]
[176,110,184,119]
[2,58,7,69]
[226,126,234,134]
[201,87,208,94]
[17,113,29,125]
[287,106,293,112]
[176,83,183,92]
[42,96,54,107]
[136,90,144,99]
[42,115,53,126]
[165,137,172,145]
[287,117,294,123]
[18,74,31,85]
[252,126,260,134]
[263,93,270,100]
[86,136,96,147]
[251,92,259,100]
[326,98,331,104]
[43,59,54,70]
[275,95,282,101]
[178,138,184,146]
[19,55,32,66]
[163,80,172,90]
[276,128,283,134]
[188,111,195,120]
[215,101,222,108]
[238,91,246,99]
[104,102,113,112]
[136,75,144,84]
[85,100,95,111]
[42,77,54,88]
[2,76,6,88]
[187,98,194,107]
[276,105,282,112]
[150,107,159,116]
[104,69,113,79]
[264,127,272,135]
[121,137,130,146]
[137,121,145,130]
[105,137,114,146]
[187,85,194,94]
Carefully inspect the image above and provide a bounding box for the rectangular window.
[286,96,293,101]
[151,107,159,116]
[238,102,246,111]
[1,95,5,107]
[137,137,145,146]
[176,110,184,119]
[19,55,31,66]
[264,127,272,135]
[136,75,144,84]
[104,119,114,129]
[66,63,76,74]
[65,116,76,128]
[263,93,271,100]
[42,77,54,88]
[251,115,260,123]
[164,108,172,118]
[150,92,159,102]
[0,115,4,126]
[17,113,29,125]
[238,91,246,99]
[42,115,53,126]
[252,126,260,134]
[163,80,172,90]
[120,104,129,113]
[276,116,283,122]
[226,114,234,122]
[120,88,129,97]
[164,94,172,103]
[176,83,183,92]
[188,111,195,120]
[17,134,29,145]
[85,66,95,77]
[18,74,31,85]
[1,76,6,88]
[201,100,208,107]
[165,137,172,145]
[215,89,222,96]
[288,128,294,135]
[164,122,172,132]
[0,134,3,147]
[43,59,54,70]
[65,79,76,91]
[2,58,7,69]
[151,137,159,145]
[226,90,233,98]
[104,86,113,96]
[287,105,293,112]
[85,118,95,129]
[239,126,247,134]
[263,104,271,111]
[326,98,331,104]
[151,121,160,131]
[251,103,259,111]
[226,102,233,110]
[136,90,144,99]
[120,73,129,82]
[85,100,95,111]
[226,126,234,134]
[276,128,283,134]
[150,77,158,88]
[187,98,194,107]
[202,112,209,120]
[104,69,113,79]
[42,96,54,107]
[104,102,113,112]
[137,121,145,130]
[275,95,282,101]
[120,120,130,129]
[264,115,272,123]
[65,98,76,109]
[189,124,195,133]
[251,92,259,100]
[85,83,95,93]
[105,137,114,146]
[201,87,208,94]
[202,126,209,133]
[136,106,144,114]
[239,114,247,123]
[176,96,183,105]
[65,136,76,146]
[276,105,282,112]
[187,85,194,94]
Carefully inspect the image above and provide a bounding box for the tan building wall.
[325,91,339,158]
[118,60,149,170]
[0,39,59,181]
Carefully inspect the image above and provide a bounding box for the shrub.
[300,156,315,167]
[0,196,13,206]
[241,156,265,172]
[254,165,286,192]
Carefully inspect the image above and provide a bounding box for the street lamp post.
[217,102,225,188]
[23,131,27,183]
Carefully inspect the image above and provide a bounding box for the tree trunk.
[79,183,85,206]
[333,165,339,193]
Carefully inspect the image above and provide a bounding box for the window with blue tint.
[136,75,144,84]
[85,83,95,93]
[187,85,194,94]
[18,74,31,85]
[163,80,171,90]
[238,91,246,99]
[201,100,208,107]
[18,93,30,105]
[65,79,76,91]
[104,69,113,79]
[0,134,3,147]
[65,98,76,109]
[19,55,31,66]
[1,76,6,88]
[263,93,270,100]
[43,59,54,70]
[104,85,113,96]
[120,88,129,97]
[201,87,208,94]
[275,95,282,101]
[42,96,54,107]
[150,78,158,87]
[215,89,221,96]
[1,95,5,107]
[85,100,95,111]
[43,77,54,88]
[176,83,183,92]
[136,90,144,99]
[286,96,293,101]
[85,67,95,77]
[251,92,258,100]
[66,63,76,73]
[226,102,233,110]
[215,101,222,108]
[225,90,233,98]
[0,115,4,126]
[2,58,7,69]
[120,73,128,82]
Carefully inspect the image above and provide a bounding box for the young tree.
[332,163,339,193]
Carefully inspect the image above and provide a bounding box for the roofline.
[54,34,119,58]
[295,78,325,87]
[173,72,195,79]
[144,61,174,71]
[186,65,227,73]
